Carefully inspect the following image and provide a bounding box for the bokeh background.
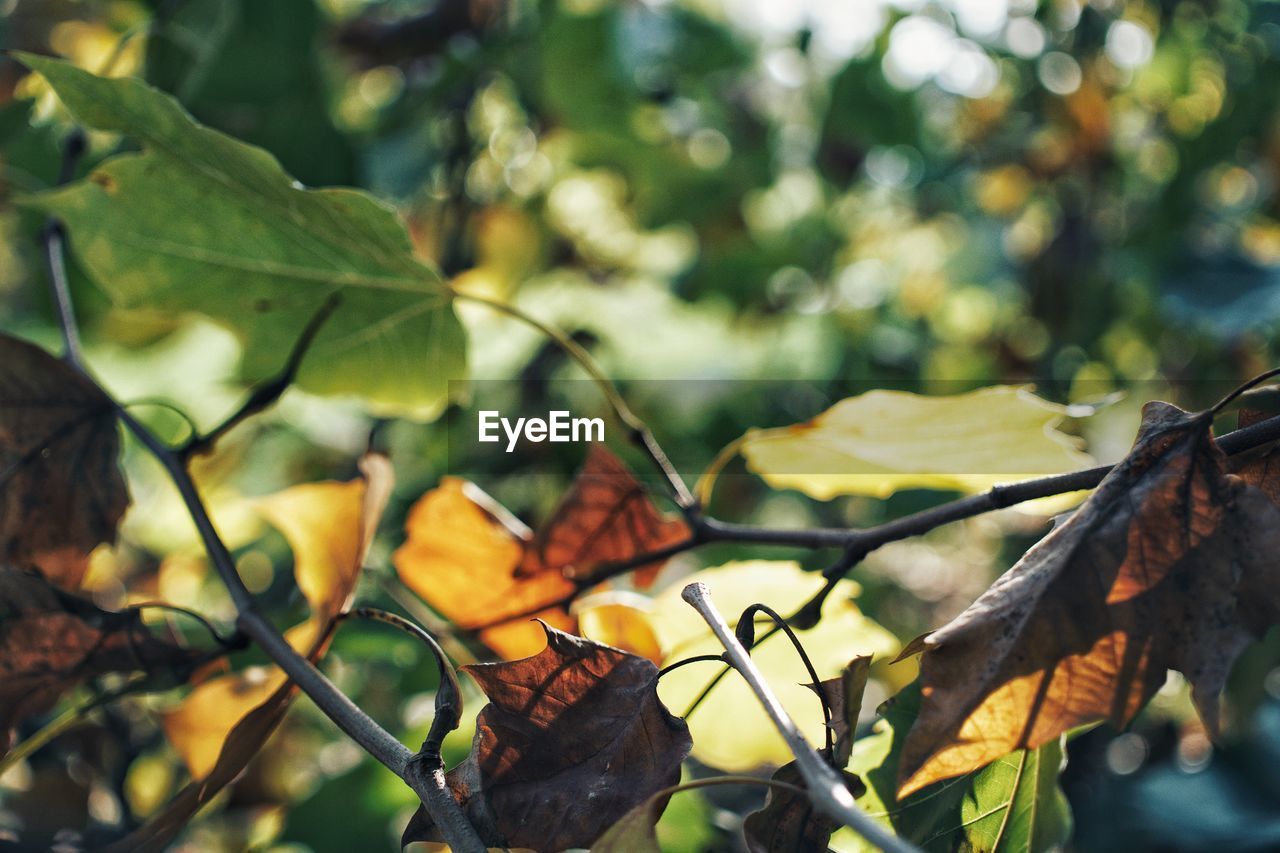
[4,0,1280,849]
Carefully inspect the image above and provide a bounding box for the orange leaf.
[897,402,1280,797]
[393,477,575,659]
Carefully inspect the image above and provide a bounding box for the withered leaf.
[1231,408,1280,505]
[0,566,198,756]
[520,446,690,589]
[0,333,128,589]
[403,623,693,852]
[744,657,871,853]
[898,401,1280,796]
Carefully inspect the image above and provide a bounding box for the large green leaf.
[840,683,1072,853]
[17,54,464,419]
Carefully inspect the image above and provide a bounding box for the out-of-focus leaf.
[744,657,871,853]
[897,402,1280,796]
[520,446,689,588]
[17,55,465,419]
[0,566,198,756]
[577,599,663,664]
[650,561,897,770]
[403,623,692,851]
[843,683,1072,853]
[120,456,390,851]
[393,477,577,659]
[739,386,1092,500]
[0,333,127,589]
[145,0,355,187]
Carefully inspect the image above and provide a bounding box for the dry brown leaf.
[0,334,128,589]
[744,657,871,853]
[114,455,391,852]
[403,622,692,852]
[520,446,689,589]
[897,402,1280,797]
[393,477,577,659]
[0,566,198,756]
[1231,408,1280,505]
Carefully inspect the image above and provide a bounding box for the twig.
[657,653,725,678]
[681,582,919,853]
[182,293,341,457]
[344,607,462,758]
[38,147,486,853]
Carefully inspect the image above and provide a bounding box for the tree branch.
[680,582,919,853]
[39,154,486,853]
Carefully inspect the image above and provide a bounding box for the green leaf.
[959,743,1072,853]
[17,54,465,419]
[840,683,1072,853]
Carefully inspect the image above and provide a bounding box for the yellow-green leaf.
[650,561,898,770]
[739,386,1092,500]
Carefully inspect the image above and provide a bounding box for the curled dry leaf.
[403,623,693,852]
[520,445,689,588]
[0,566,198,756]
[898,402,1280,796]
[0,333,128,589]
[743,656,871,853]
[113,455,391,853]
[394,449,683,658]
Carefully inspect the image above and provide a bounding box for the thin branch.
[39,159,486,853]
[182,293,341,458]
[42,129,86,365]
[680,582,919,853]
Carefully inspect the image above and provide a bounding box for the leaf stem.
[657,653,725,678]
[182,293,341,458]
[680,582,918,853]
[344,607,463,758]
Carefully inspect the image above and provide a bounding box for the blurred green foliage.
[4,0,1280,849]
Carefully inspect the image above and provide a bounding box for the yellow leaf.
[252,454,393,619]
[650,561,898,771]
[163,456,391,779]
[577,597,664,664]
[740,386,1092,500]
